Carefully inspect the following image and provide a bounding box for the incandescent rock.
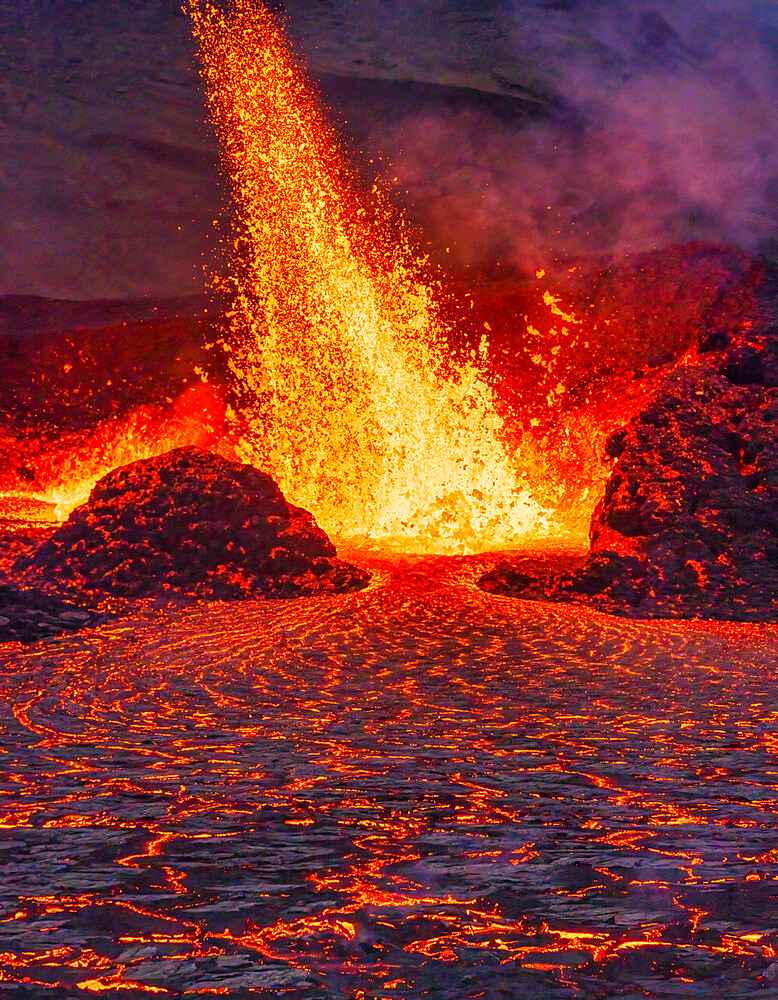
[27,447,370,600]
[481,255,778,621]
[568,342,778,620]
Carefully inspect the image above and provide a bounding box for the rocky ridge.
[481,255,778,621]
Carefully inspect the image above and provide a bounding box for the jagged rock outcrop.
[27,447,370,600]
[563,371,778,619]
[481,257,778,621]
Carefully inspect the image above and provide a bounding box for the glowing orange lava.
[1,556,778,991]
[0,1,634,548]
[0,382,226,524]
[186,0,555,553]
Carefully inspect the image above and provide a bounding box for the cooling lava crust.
[481,255,778,621]
[26,447,370,601]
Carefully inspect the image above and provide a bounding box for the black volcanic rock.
[26,447,370,600]
[481,257,778,621]
[0,582,108,645]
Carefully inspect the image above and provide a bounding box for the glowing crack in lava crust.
[187,0,549,553]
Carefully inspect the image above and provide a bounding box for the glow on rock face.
[187,0,550,553]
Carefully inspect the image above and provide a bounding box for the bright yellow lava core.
[187,0,551,553]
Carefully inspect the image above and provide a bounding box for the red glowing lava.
[0,3,734,557]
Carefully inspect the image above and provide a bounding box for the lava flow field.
[0,250,777,996]
[1,552,778,998]
[1,0,778,996]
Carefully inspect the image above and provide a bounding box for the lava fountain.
[187,0,550,553]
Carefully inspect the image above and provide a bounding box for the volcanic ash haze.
[304,0,778,273]
[0,1,776,297]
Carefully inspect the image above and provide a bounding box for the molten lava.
[0,382,226,524]
[0,1,681,550]
[187,0,550,553]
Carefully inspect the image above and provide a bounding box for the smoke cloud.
[309,0,778,272]
[1,1,775,296]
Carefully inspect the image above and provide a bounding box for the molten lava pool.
[1,551,778,997]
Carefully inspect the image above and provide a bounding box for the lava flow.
[1,554,778,996]
[0,0,646,550]
[187,0,550,554]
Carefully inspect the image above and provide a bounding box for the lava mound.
[482,257,778,621]
[28,447,370,600]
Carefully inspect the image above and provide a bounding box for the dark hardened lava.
[481,252,778,621]
[0,523,108,645]
[24,446,370,601]
[0,581,108,645]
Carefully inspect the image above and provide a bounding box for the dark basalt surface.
[25,446,370,601]
[0,581,109,645]
[2,554,778,997]
[481,256,778,621]
[0,524,109,645]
